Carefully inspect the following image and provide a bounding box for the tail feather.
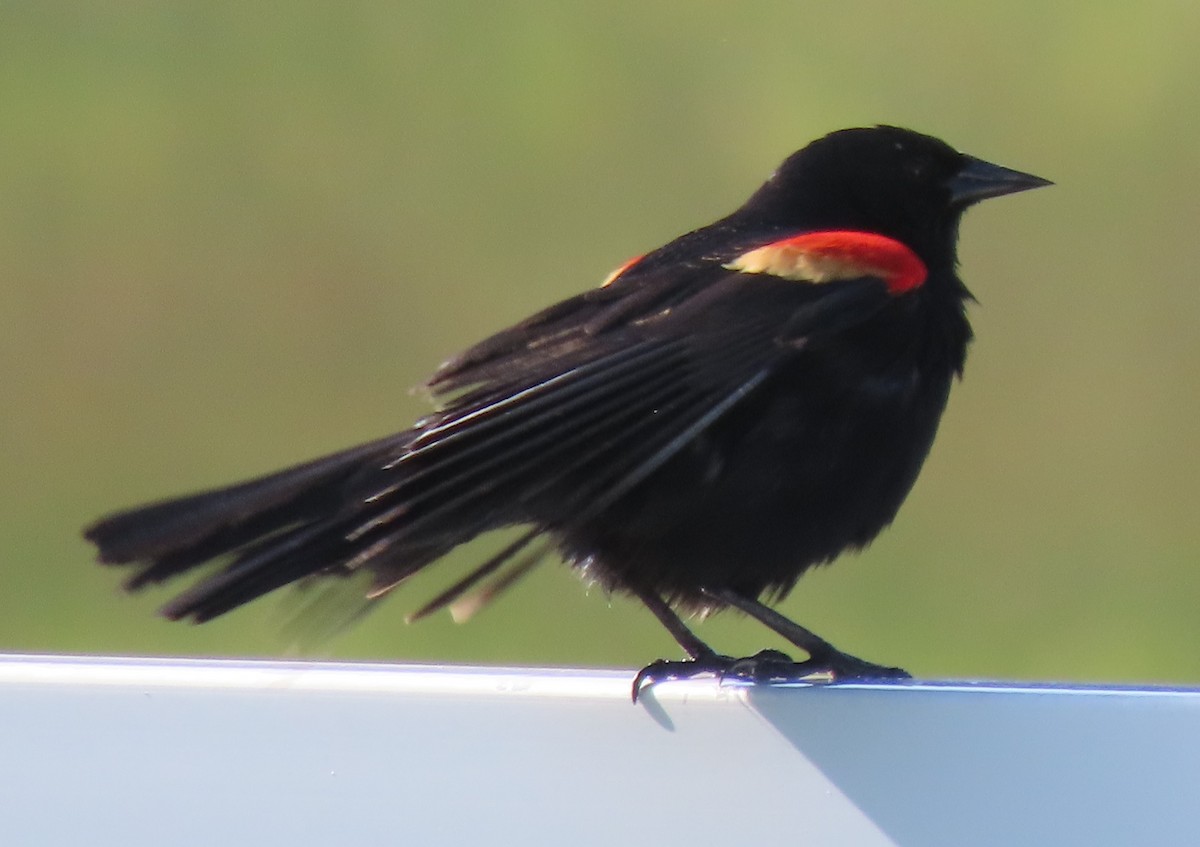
[85,434,410,589]
[404,527,542,621]
[158,523,338,622]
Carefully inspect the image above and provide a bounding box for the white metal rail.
[2,654,1197,846]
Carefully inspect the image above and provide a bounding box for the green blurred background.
[4,2,1199,683]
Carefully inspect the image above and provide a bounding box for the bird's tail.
[84,434,421,622]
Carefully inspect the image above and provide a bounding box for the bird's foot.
[633,648,807,702]
[802,647,912,682]
[632,652,727,702]
[632,647,910,702]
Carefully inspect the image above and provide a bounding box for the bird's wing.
[345,257,900,584]
[90,233,906,625]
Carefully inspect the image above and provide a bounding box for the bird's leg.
[631,586,723,702]
[632,585,712,659]
[630,586,796,702]
[707,587,911,680]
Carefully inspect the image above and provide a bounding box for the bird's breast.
[560,350,956,604]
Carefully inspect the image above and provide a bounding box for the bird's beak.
[947,156,1053,207]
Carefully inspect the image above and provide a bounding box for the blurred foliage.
[3,2,1199,684]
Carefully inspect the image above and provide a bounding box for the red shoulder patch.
[724,230,926,295]
[600,254,645,287]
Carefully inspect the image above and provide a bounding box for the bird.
[83,126,1049,700]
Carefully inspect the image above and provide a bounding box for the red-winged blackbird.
[84,126,1048,699]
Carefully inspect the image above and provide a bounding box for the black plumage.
[84,126,1048,697]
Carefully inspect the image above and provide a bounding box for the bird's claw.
[632,648,910,702]
[632,652,733,702]
[632,649,809,702]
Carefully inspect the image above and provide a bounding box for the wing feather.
[100,255,900,626]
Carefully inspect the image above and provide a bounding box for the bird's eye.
[905,158,930,180]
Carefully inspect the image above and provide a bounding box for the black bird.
[84,126,1049,699]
